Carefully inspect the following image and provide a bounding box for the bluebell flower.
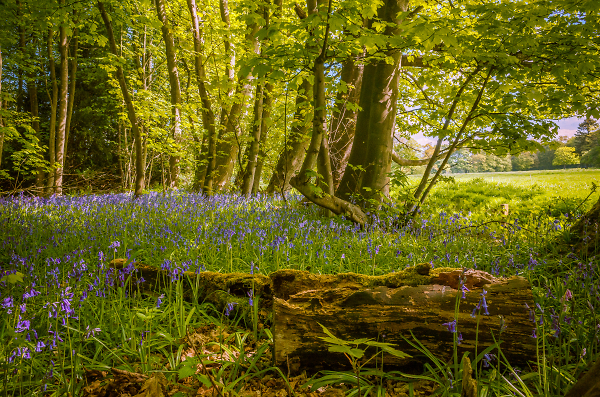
[442,319,457,333]
[224,302,237,317]
[157,294,165,308]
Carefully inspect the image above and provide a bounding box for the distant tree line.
[401,119,599,174]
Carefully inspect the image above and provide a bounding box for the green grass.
[403,169,599,220]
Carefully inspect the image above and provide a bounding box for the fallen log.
[271,265,536,373]
[109,259,536,373]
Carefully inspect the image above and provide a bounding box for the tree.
[512,152,538,171]
[553,147,580,168]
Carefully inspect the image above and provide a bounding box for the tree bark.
[202,0,236,193]
[155,0,182,190]
[565,357,600,397]
[98,1,145,197]
[54,3,69,195]
[272,267,536,373]
[27,42,44,189]
[252,83,273,194]
[329,57,364,189]
[63,27,78,176]
[266,79,312,193]
[186,0,218,194]
[337,0,409,206]
[45,28,58,195]
[241,84,263,195]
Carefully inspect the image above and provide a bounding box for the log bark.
[567,195,600,257]
[271,266,536,373]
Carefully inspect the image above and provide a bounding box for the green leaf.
[1,272,24,284]
[178,360,197,380]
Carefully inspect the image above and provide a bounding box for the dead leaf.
[134,374,167,397]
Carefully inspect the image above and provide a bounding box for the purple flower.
[15,318,30,332]
[84,326,101,339]
[224,302,237,317]
[156,294,165,308]
[2,296,14,309]
[35,341,46,352]
[247,290,254,307]
[443,319,457,333]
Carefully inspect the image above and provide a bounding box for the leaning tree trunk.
[156,0,183,190]
[98,2,145,197]
[186,0,218,194]
[272,266,537,373]
[54,5,69,196]
[266,78,312,193]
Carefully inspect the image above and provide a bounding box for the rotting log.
[271,265,536,373]
[109,259,536,373]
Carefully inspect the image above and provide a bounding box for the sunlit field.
[1,172,599,396]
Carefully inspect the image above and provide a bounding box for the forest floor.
[1,168,599,396]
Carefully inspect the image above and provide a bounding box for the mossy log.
[110,259,536,372]
[271,265,536,373]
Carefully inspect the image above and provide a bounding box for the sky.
[412,117,584,146]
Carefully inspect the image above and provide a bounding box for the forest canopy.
[0,0,598,221]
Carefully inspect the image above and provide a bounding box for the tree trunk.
[45,28,58,195]
[155,0,182,190]
[329,57,364,189]
[98,1,145,197]
[252,83,273,194]
[272,267,536,373]
[28,56,44,189]
[54,4,69,196]
[63,27,78,176]
[186,0,218,194]
[266,79,312,193]
[241,84,263,195]
[336,0,408,206]
[202,0,236,193]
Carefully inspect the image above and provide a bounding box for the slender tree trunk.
[241,84,263,195]
[45,28,58,195]
[200,0,235,192]
[266,79,312,193]
[409,66,481,214]
[211,0,260,191]
[155,0,182,189]
[98,1,145,196]
[17,1,25,114]
[329,57,364,188]
[186,0,218,194]
[64,27,78,173]
[54,3,69,195]
[27,42,44,189]
[252,83,273,194]
[118,121,124,187]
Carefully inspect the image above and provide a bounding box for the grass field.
[403,168,600,220]
[0,169,599,396]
